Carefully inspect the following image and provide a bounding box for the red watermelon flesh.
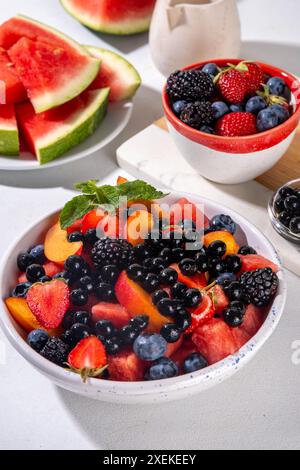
[0,103,17,126]
[241,304,264,337]
[0,48,27,103]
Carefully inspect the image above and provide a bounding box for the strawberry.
[244,62,265,93]
[216,112,257,137]
[68,336,107,382]
[217,69,248,104]
[185,294,215,334]
[26,279,70,329]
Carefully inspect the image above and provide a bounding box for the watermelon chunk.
[61,0,156,35]
[238,254,279,273]
[91,302,131,329]
[16,88,110,164]
[108,349,146,382]
[86,46,141,102]
[241,304,264,337]
[0,104,19,155]
[170,197,210,230]
[0,16,100,113]
[0,48,27,104]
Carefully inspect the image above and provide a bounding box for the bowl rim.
[162,58,300,153]
[0,191,287,397]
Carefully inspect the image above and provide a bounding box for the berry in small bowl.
[163,59,300,184]
[269,178,300,244]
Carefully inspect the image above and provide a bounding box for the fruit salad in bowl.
[163,59,300,184]
[0,178,286,403]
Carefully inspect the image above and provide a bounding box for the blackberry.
[180,101,214,129]
[40,338,70,366]
[167,70,214,101]
[92,238,134,271]
[240,268,279,307]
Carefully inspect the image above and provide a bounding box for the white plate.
[0,100,133,171]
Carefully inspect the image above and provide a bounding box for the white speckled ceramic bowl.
[0,192,286,403]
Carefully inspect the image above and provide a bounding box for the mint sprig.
[60,179,168,230]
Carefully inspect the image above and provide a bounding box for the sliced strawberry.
[244,62,265,93]
[67,217,84,235]
[170,198,210,230]
[185,294,215,334]
[240,304,264,337]
[108,349,146,382]
[238,254,279,273]
[68,336,107,382]
[26,279,70,329]
[210,284,229,315]
[91,302,131,329]
[192,318,238,365]
[170,263,207,290]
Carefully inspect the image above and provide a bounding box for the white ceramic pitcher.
[150,0,241,77]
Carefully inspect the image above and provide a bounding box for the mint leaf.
[75,180,99,194]
[117,180,168,201]
[60,195,95,230]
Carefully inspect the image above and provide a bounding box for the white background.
[0,0,300,450]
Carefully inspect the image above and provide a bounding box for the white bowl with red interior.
[0,191,286,404]
[163,59,300,185]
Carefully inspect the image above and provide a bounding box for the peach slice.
[204,230,240,256]
[117,176,129,185]
[44,222,83,266]
[170,263,208,290]
[125,210,154,247]
[5,297,59,334]
[115,271,171,332]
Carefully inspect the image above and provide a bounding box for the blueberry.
[142,273,160,293]
[133,243,152,260]
[257,108,279,132]
[53,271,74,286]
[70,288,88,306]
[172,100,188,116]
[238,246,257,255]
[176,310,192,332]
[230,104,244,113]
[208,258,227,276]
[183,352,208,373]
[207,240,227,258]
[157,298,183,317]
[17,252,35,272]
[130,315,149,332]
[159,268,178,286]
[133,333,167,361]
[70,323,92,341]
[95,320,116,338]
[73,311,91,326]
[199,125,216,134]
[152,289,169,305]
[27,329,50,352]
[171,282,188,300]
[224,281,243,301]
[171,248,186,262]
[202,63,219,77]
[26,264,46,283]
[230,300,246,315]
[279,186,295,199]
[11,282,31,298]
[290,217,300,234]
[85,228,98,245]
[267,76,286,96]
[274,196,285,213]
[65,255,89,280]
[30,245,46,264]
[216,273,236,286]
[151,257,168,273]
[146,357,179,380]
[226,254,242,273]
[78,275,94,293]
[104,338,122,356]
[210,214,237,234]
[160,324,181,343]
[67,231,84,243]
[94,283,116,302]
[194,251,209,272]
[159,247,173,264]
[184,288,202,308]
[62,310,75,330]
[278,210,292,227]
[271,104,290,124]
[178,258,197,276]
[100,265,120,285]
[60,330,77,348]
[284,195,300,213]
[223,305,245,328]
[212,101,229,119]
[245,96,267,115]
[127,264,145,282]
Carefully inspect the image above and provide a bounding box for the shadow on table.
[0,84,162,190]
[83,26,150,55]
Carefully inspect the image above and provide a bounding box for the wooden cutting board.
[117,117,300,276]
[155,117,300,190]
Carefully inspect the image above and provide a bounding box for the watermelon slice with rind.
[0,48,27,104]
[86,46,141,102]
[0,104,19,156]
[0,15,100,113]
[60,0,155,35]
[16,88,110,165]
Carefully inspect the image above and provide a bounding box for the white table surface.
[1,0,300,451]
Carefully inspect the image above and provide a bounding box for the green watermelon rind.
[0,128,19,156]
[60,0,152,35]
[85,46,141,101]
[33,88,110,165]
[12,15,101,113]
